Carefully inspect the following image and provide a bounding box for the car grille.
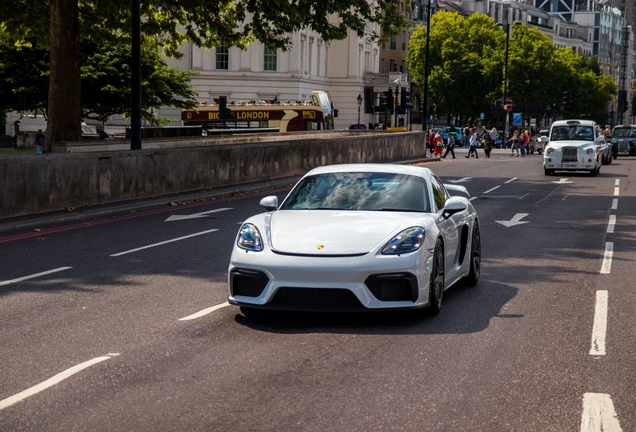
[231,268,269,297]
[365,273,418,302]
[561,147,579,162]
[269,287,365,310]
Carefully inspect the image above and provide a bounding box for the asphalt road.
[1,148,635,431]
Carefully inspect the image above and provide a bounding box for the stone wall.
[0,131,426,219]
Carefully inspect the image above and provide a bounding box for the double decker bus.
[182,91,336,133]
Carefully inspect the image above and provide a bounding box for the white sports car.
[228,164,481,315]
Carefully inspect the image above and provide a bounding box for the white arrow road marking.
[447,177,473,183]
[552,178,573,184]
[600,242,613,275]
[606,215,616,233]
[590,290,608,356]
[165,207,232,222]
[580,393,622,432]
[495,213,530,227]
[0,267,72,287]
[0,353,120,410]
[179,302,230,321]
[110,229,218,257]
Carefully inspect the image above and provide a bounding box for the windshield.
[280,172,431,212]
[550,125,594,142]
[612,128,636,138]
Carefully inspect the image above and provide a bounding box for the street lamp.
[357,93,363,128]
[496,21,521,140]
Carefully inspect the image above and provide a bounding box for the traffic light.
[618,90,628,112]
[562,90,571,110]
[400,88,407,111]
[387,88,394,113]
[379,91,388,111]
[490,102,497,117]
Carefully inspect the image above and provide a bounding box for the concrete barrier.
[0,131,427,219]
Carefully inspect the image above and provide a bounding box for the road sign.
[512,113,522,126]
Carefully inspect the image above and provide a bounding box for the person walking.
[519,130,527,156]
[465,127,479,158]
[443,132,456,159]
[483,134,492,158]
[489,127,498,148]
[35,129,45,154]
[428,129,435,156]
[509,130,520,156]
[433,131,444,157]
[463,124,470,148]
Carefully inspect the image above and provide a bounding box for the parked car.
[543,119,604,176]
[529,130,548,155]
[610,124,636,157]
[228,163,481,315]
[441,126,463,144]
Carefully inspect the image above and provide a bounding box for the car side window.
[430,175,447,212]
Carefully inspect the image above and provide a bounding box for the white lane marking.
[553,178,573,184]
[580,393,622,431]
[495,213,530,227]
[483,185,500,194]
[165,207,232,222]
[469,197,478,202]
[110,229,219,257]
[519,193,529,199]
[504,177,517,184]
[614,187,619,196]
[179,301,230,321]
[0,267,72,287]
[0,353,120,410]
[606,215,616,234]
[590,291,608,356]
[563,194,571,201]
[600,242,614,275]
[614,179,620,186]
[611,199,618,210]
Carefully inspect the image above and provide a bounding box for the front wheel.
[463,222,481,286]
[544,167,554,176]
[427,239,445,316]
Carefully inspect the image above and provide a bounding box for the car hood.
[268,210,422,255]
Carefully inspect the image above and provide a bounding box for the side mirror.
[443,184,470,197]
[259,196,278,211]
[442,197,467,218]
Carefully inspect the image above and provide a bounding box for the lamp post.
[496,21,521,140]
[422,0,432,140]
[356,93,362,128]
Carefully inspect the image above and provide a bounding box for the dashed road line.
[611,199,618,210]
[483,185,500,194]
[600,243,614,275]
[504,177,517,184]
[580,393,622,431]
[613,187,620,196]
[0,267,72,287]
[110,229,219,257]
[0,353,120,410]
[590,291,608,356]
[606,215,616,234]
[179,302,230,321]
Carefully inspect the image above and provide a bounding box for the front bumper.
[228,247,433,312]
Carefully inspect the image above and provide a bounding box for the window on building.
[400,60,405,72]
[264,47,277,71]
[390,35,397,50]
[402,31,406,50]
[380,58,385,73]
[389,58,397,72]
[216,45,228,70]
[365,52,370,72]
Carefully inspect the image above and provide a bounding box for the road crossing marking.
[179,302,230,321]
[110,229,219,257]
[0,267,72,287]
[589,291,608,356]
[606,215,616,233]
[600,242,613,275]
[580,393,622,431]
[483,185,500,194]
[611,199,618,210]
[0,353,120,410]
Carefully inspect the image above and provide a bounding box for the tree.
[0,0,407,144]
[0,35,198,125]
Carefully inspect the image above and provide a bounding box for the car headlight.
[237,223,263,252]
[586,148,594,155]
[546,148,554,155]
[381,227,426,255]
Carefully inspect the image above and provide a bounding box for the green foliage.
[407,11,616,122]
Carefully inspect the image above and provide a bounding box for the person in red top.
[427,129,435,155]
[433,131,444,157]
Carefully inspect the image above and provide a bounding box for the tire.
[608,153,612,164]
[544,167,554,176]
[463,222,481,286]
[538,149,543,155]
[427,239,445,316]
[590,165,599,176]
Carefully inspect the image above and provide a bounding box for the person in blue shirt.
[96,125,110,140]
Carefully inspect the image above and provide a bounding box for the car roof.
[551,119,596,127]
[305,163,434,180]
